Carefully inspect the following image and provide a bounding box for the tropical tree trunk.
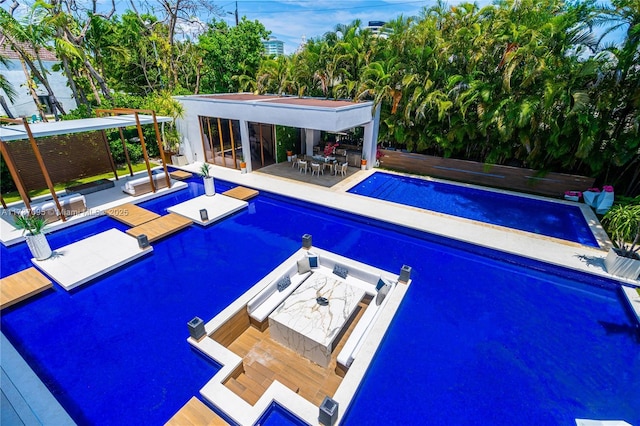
[84,69,102,105]
[19,57,48,121]
[84,59,112,100]
[61,54,87,106]
[0,96,15,118]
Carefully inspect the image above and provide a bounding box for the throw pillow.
[376,282,391,306]
[307,253,319,268]
[276,275,291,292]
[333,264,348,279]
[297,257,311,274]
[376,276,389,291]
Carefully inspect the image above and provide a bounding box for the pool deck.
[178,162,638,287]
[0,169,188,247]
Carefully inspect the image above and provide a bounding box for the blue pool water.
[348,172,599,247]
[1,175,638,425]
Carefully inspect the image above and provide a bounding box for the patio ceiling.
[0,114,172,142]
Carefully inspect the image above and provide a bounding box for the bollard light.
[319,396,339,426]
[399,264,412,283]
[199,209,209,222]
[302,234,312,249]
[137,234,150,249]
[188,317,206,340]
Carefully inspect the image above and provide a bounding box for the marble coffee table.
[268,272,365,367]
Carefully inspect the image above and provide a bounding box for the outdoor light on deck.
[302,234,312,249]
[399,264,412,283]
[137,234,150,249]
[319,396,339,426]
[199,209,209,222]
[187,317,206,340]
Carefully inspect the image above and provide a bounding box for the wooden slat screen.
[378,149,595,197]
[5,132,113,191]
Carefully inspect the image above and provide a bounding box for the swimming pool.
[348,172,599,247]
[1,176,638,425]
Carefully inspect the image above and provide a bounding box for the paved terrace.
[180,162,639,287]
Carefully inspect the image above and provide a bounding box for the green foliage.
[198,162,212,178]
[14,215,47,236]
[275,126,299,163]
[602,201,640,257]
[198,18,271,93]
[0,155,16,194]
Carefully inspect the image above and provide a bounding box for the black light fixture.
[187,317,206,340]
[137,234,150,249]
[199,209,209,222]
[399,264,412,283]
[319,396,339,426]
[302,233,312,249]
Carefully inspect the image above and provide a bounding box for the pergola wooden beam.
[0,117,65,220]
[95,108,171,193]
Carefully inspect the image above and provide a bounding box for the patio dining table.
[312,155,338,174]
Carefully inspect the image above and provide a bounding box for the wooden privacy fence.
[378,149,595,198]
[4,132,112,192]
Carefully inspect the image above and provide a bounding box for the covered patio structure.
[173,94,380,174]
[0,110,172,218]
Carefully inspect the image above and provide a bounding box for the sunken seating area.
[188,246,409,426]
[121,172,170,196]
[10,193,87,224]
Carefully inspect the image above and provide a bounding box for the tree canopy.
[1,0,638,195]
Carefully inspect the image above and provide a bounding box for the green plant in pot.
[602,203,640,280]
[14,215,52,260]
[199,162,215,196]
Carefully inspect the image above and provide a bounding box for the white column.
[304,129,321,157]
[239,119,252,172]
[361,106,381,170]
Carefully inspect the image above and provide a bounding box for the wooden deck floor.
[126,213,193,242]
[218,297,370,406]
[165,397,228,426]
[222,186,259,201]
[0,267,52,310]
[105,203,160,227]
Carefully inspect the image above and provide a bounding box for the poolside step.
[226,376,261,405]
[126,213,193,242]
[164,396,228,426]
[0,267,53,310]
[250,361,300,393]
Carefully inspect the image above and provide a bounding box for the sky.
[219,0,450,54]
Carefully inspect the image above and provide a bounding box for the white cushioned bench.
[246,263,311,327]
[121,172,169,196]
[11,193,87,224]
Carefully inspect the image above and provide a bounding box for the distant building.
[263,38,284,56]
[0,40,76,119]
[366,21,389,39]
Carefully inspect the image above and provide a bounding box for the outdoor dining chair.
[298,160,308,174]
[311,162,323,177]
[338,162,348,177]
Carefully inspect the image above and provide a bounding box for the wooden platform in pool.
[169,170,193,181]
[165,397,228,426]
[222,186,259,201]
[126,213,193,242]
[0,267,52,310]
[32,229,153,291]
[105,203,160,227]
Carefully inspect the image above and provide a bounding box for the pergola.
[0,109,172,220]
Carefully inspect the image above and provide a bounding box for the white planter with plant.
[15,215,52,261]
[602,203,640,280]
[199,163,215,196]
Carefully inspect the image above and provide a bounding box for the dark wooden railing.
[378,149,594,198]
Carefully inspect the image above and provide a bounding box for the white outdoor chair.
[311,162,323,177]
[338,162,348,177]
[298,160,308,174]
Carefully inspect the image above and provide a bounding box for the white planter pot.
[203,176,215,196]
[26,233,52,261]
[241,166,247,174]
[604,248,640,280]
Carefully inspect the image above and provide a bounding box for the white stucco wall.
[174,95,379,171]
[0,59,77,118]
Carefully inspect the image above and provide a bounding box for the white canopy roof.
[0,114,172,142]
